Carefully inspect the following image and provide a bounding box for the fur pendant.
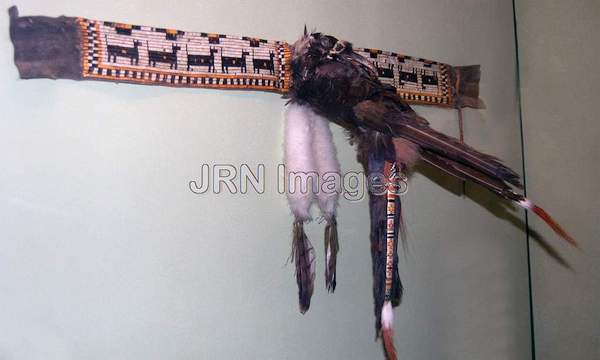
[284,102,341,220]
[284,102,341,311]
[284,102,317,222]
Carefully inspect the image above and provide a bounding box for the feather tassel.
[324,217,339,292]
[364,146,389,333]
[284,103,342,308]
[285,102,318,312]
[291,221,316,314]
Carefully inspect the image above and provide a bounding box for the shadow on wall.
[415,162,573,270]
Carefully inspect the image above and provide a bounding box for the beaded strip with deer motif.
[9,8,482,109]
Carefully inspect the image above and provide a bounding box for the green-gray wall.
[3,0,592,359]
[516,1,600,359]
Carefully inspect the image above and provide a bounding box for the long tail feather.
[353,84,576,247]
[365,150,388,333]
[353,94,521,187]
[420,149,511,196]
[399,121,521,187]
[354,132,401,333]
[291,221,316,314]
[421,150,577,247]
[354,132,404,357]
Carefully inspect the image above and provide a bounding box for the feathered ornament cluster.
[283,28,577,360]
[284,102,341,312]
[5,7,580,359]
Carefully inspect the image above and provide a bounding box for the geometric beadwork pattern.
[355,47,453,106]
[79,18,291,93]
[75,17,461,107]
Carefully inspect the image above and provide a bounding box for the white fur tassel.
[309,108,341,219]
[284,103,341,221]
[284,103,342,293]
[381,300,397,360]
[284,103,317,221]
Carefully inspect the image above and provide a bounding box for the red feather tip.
[382,328,397,360]
[530,204,578,248]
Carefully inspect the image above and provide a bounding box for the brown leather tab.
[9,7,83,80]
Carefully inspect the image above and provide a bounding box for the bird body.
[287,30,574,245]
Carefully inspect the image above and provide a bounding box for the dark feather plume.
[366,149,388,333]
[291,221,316,314]
[324,217,339,292]
[352,94,522,188]
[353,131,402,333]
